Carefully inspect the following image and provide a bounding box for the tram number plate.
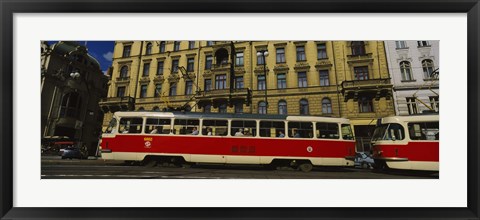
[231,145,255,153]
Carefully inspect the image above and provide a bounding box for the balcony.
[99,96,135,112]
[212,62,232,72]
[115,76,130,83]
[341,78,392,101]
[346,53,373,64]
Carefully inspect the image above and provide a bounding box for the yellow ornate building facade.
[99,41,394,151]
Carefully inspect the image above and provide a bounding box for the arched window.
[120,65,128,78]
[146,43,152,55]
[137,107,145,111]
[278,100,287,115]
[299,99,309,115]
[152,106,160,111]
[400,61,413,81]
[59,92,82,119]
[159,41,166,53]
[322,98,332,114]
[422,59,435,79]
[204,104,212,113]
[218,103,227,113]
[351,41,366,56]
[258,101,267,114]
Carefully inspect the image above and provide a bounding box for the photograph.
[40,40,440,179]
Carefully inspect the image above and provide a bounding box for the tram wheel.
[298,163,313,172]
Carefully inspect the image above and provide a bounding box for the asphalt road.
[41,156,438,179]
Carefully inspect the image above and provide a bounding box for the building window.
[218,103,227,113]
[277,73,287,89]
[142,63,150,76]
[204,104,211,113]
[235,76,244,89]
[185,80,193,95]
[140,85,148,98]
[351,41,366,55]
[171,59,179,73]
[430,96,439,112]
[205,55,213,69]
[400,61,413,81]
[317,43,327,59]
[174,41,180,51]
[235,103,243,113]
[117,86,126,97]
[276,48,285,63]
[258,101,267,114]
[188,41,195,49]
[204,79,212,91]
[235,52,244,66]
[146,43,152,55]
[395,41,407,49]
[296,46,306,61]
[354,66,369,80]
[417,41,430,47]
[169,83,177,96]
[278,100,287,115]
[59,92,82,119]
[157,61,164,75]
[299,99,309,115]
[120,65,128,78]
[215,74,227,89]
[207,41,214,46]
[187,58,195,72]
[154,84,162,97]
[319,70,330,86]
[159,41,166,53]
[298,72,308,87]
[257,75,266,90]
[406,97,418,115]
[358,96,374,113]
[322,98,332,114]
[122,45,131,57]
[422,59,435,79]
[257,53,265,65]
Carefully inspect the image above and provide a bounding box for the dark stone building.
[41,41,108,155]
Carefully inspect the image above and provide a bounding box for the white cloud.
[102,51,113,62]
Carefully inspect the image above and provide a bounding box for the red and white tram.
[371,114,439,171]
[99,111,356,172]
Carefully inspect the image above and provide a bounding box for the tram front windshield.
[372,123,405,141]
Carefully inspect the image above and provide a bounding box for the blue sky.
[47,41,115,74]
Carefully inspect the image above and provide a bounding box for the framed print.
[1,0,479,219]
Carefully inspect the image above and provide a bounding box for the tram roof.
[113,111,351,123]
[380,114,439,124]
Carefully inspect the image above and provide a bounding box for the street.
[41,156,438,179]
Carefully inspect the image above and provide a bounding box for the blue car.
[354,152,375,169]
[61,146,88,159]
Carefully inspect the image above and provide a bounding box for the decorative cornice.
[294,62,311,71]
[315,59,333,69]
[273,64,289,73]
[168,74,180,82]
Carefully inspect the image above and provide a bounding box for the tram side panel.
[101,135,355,167]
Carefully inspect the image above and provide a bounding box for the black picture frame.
[1,0,479,219]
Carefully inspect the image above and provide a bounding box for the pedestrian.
[278,130,285,138]
[207,127,213,136]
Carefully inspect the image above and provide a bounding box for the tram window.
[231,120,257,137]
[316,123,339,139]
[408,122,439,140]
[341,124,354,140]
[372,123,405,141]
[288,121,313,138]
[119,117,143,134]
[174,119,200,135]
[105,118,118,133]
[202,119,228,136]
[260,121,285,138]
[145,118,171,134]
